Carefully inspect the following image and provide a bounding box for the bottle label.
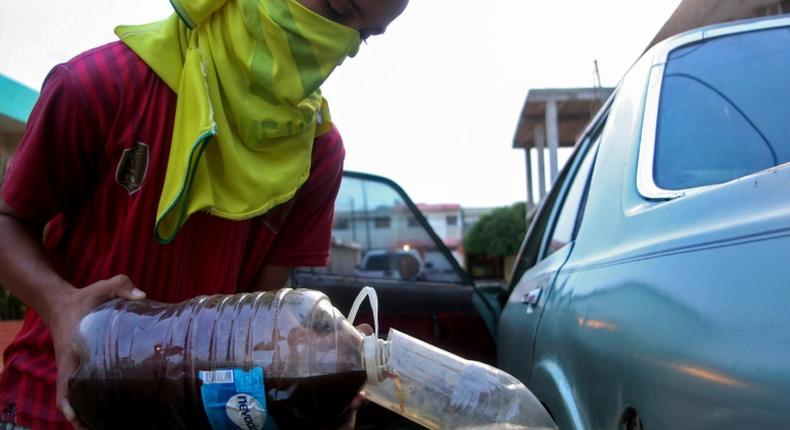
[199,368,275,430]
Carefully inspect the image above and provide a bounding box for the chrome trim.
[636,15,790,200]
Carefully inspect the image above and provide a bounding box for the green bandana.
[115,0,360,243]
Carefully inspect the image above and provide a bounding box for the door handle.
[522,288,542,306]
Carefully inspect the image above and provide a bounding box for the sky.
[0,0,682,208]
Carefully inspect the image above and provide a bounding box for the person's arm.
[251,264,292,291]
[0,200,145,423]
[0,201,72,331]
[0,63,146,426]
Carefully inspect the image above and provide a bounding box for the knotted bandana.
[116,0,360,243]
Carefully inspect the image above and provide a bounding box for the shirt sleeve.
[265,127,345,267]
[2,64,102,223]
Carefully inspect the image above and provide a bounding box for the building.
[512,87,613,212]
[461,207,495,234]
[328,199,497,277]
[0,74,38,178]
[416,203,464,265]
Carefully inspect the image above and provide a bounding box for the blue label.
[198,368,277,430]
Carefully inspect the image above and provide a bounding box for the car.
[354,248,425,280]
[293,171,502,428]
[295,15,790,430]
[495,15,790,430]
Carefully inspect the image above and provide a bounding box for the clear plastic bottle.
[69,287,556,430]
[360,329,556,430]
[69,288,366,430]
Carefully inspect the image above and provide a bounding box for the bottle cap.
[362,335,387,381]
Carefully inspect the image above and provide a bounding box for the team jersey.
[0,42,345,429]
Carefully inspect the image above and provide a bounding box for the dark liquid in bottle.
[266,371,367,429]
[68,293,366,429]
[69,369,367,430]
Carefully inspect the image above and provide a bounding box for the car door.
[535,20,790,430]
[497,117,605,388]
[293,171,497,364]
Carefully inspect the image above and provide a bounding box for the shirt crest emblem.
[115,142,149,194]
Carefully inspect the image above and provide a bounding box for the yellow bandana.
[115,0,360,243]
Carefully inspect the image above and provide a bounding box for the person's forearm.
[0,201,146,423]
[0,202,75,326]
[250,264,291,292]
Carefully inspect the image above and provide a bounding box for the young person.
[0,0,409,428]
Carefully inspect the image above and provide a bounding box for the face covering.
[115,0,361,243]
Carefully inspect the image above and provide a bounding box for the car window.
[654,26,790,190]
[543,134,601,258]
[508,111,609,287]
[304,174,464,284]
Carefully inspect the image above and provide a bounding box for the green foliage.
[0,154,8,181]
[0,286,25,320]
[0,157,25,319]
[464,202,527,257]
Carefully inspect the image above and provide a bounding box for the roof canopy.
[512,87,613,149]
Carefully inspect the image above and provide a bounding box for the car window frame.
[507,103,611,291]
[540,132,602,260]
[636,16,790,201]
[537,123,604,262]
[308,171,476,287]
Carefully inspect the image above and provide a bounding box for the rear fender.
[530,360,588,430]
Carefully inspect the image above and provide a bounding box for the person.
[0,0,409,428]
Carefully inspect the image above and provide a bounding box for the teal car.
[294,15,790,430]
[497,15,790,430]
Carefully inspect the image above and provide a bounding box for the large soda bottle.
[69,287,556,430]
[69,288,366,429]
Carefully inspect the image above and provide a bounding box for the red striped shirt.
[0,42,345,429]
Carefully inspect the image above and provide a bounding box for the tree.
[464,202,527,257]
[0,288,25,320]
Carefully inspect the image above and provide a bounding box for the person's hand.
[356,323,374,337]
[48,274,146,428]
[333,395,368,430]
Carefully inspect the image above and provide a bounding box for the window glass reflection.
[655,27,790,190]
[327,177,462,283]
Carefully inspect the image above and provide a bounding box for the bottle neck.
[362,336,389,381]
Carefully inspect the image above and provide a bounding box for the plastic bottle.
[346,286,556,430]
[360,329,556,430]
[69,289,366,429]
[69,287,556,430]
